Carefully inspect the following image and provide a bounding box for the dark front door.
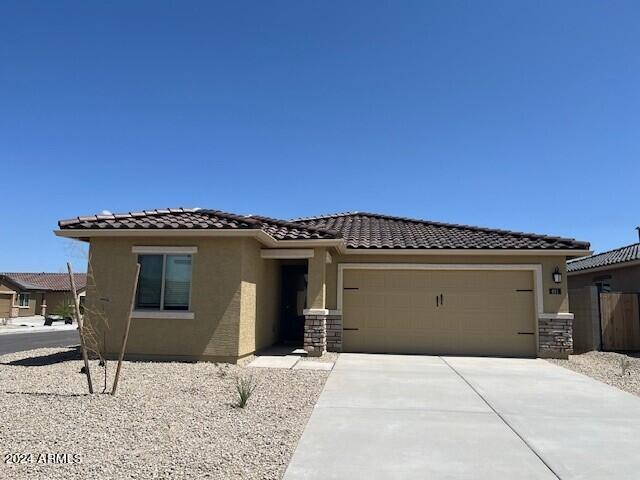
[280,265,307,344]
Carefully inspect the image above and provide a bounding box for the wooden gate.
[599,293,640,351]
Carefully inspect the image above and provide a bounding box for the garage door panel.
[411,293,432,308]
[0,294,13,318]
[370,308,387,328]
[343,305,365,329]
[342,269,536,357]
[385,293,413,308]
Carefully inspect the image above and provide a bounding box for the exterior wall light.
[552,267,562,284]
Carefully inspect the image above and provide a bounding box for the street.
[0,330,80,355]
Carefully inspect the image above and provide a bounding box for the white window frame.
[131,246,197,319]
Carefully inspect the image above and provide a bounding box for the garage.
[0,293,13,320]
[342,268,537,357]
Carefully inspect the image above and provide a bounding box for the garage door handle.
[436,295,439,307]
[343,328,359,331]
[517,332,535,335]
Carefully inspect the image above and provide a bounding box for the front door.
[280,265,308,344]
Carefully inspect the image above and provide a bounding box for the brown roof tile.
[292,212,590,250]
[58,208,589,250]
[567,243,640,272]
[58,208,337,240]
[1,273,87,292]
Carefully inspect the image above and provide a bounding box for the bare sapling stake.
[68,262,93,394]
[111,263,140,396]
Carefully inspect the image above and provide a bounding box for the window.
[18,293,29,307]
[594,275,612,293]
[594,280,611,293]
[135,254,192,311]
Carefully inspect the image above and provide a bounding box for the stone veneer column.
[325,314,343,352]
[304,314,327,356]
[304,312,343,355]
[538,316,573,358]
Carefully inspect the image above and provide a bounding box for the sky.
[1,1,639,272]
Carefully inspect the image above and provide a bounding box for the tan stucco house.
[0,272,87,319]
[55,208,590,362]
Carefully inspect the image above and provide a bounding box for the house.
[567,239,640,352]
[0,272,87,319]
[567,242,640,292]
[55,208,590,362]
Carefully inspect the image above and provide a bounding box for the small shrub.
[620,357,631,376]
[53,302,76,320]
[235,373,257,408]
[217,364,229,379]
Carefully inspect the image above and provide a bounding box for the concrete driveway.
[284,354,640,479]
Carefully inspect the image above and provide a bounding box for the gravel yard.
[547,351,640,397]
[0,347,329,480]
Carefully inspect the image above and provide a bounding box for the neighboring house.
[567,241,640,353]
[0,272,87,319]
[567,242,640,292]
[55,208,590,362]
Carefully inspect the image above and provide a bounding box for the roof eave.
[54,229,343,248]
[337,246,592,256]
[341,248,590,258]
[55,230,591,256]
[568,258,640,276]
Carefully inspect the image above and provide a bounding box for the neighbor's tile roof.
[567,243,640,273]
[58,208,337,240]
[292,212,590,250]
[58,208,589,250]
[1,273,87,292]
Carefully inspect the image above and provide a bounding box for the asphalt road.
[0,330,80,355]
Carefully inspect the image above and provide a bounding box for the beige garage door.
[0,294,12,319]
[342,269,536,357]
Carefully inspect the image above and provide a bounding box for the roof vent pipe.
[636,226,640,242]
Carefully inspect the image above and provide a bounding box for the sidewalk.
[0,316,77,335]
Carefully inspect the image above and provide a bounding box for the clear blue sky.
[2,1,639,272]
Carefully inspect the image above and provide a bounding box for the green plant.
[620,357,631,376]
[52,302,75,319]
[235,373,257,408]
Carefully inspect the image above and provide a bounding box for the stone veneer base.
[538,316,573,359]
[326,314,343,353]
[303,315,326,357]
[304,313,343,355]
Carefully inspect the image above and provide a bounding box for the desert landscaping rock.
[0,347,328,480]
[547,351,640,397]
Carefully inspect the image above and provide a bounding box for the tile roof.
[58,208,337,240]
[58,208,590,250]
[292,212,589,250]
[567,243,640,273]
[1,272,87,292]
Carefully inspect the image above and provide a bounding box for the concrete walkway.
[246,346,335,370]
[284,354,640,479]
